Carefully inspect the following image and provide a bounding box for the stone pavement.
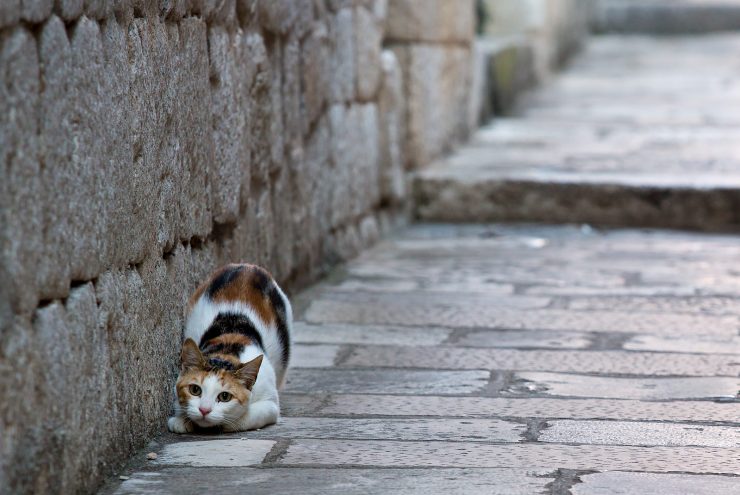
[108,224,740,494]
[415,34,740,230]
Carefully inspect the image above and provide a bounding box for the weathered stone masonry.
[0,1,418,493]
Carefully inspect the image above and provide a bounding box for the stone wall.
[0,1,406,493]
[386,0,477,169]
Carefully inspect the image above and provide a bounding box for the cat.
[167,263,292,433]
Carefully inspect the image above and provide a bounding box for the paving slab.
[116,468,554,495]
[540,420,740,448]
[343,346,739,376]
[573,471,740,495]
[245,417,526,443]
[284,394,740,423]
[284,368,491,395]
[509,372,740,400]
[279,440,740,474]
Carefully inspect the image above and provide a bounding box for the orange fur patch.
[210,264,276,325]
[204,333,253,349]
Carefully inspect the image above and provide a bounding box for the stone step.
[413,35,740,231]
[594,0,740,34]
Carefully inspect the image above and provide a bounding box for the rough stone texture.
[574,471,740,495]
[392,43,473,168]
[116,468,554,495]
[280,440,740,473]
[541,420,740,448]
[385,0,475,43]
[109,224,740,493]
[593,0,740,34]
[246,417,527,443]
[286,394,740,423]
[0,3,405,494]
[416,35,740,230]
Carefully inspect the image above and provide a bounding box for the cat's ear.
[180,338,205,371]
[234,355,263,390]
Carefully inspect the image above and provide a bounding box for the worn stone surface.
[344,346,739,376]
[280,439,740,473]
[392,43,473,168]
[510,372,740,400]
[285,369,491,395]
[284,394,740,423]
[385,0,475,43]
[116,468,554,495]
[415,35,740,230]
[573,471,740,495]
[109,224,740,493]
[246,417,527,443]
[541,420,740,448]
[593,0,740,34]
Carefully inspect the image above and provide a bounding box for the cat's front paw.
[168,416,194,434]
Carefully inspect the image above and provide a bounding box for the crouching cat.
[168,263,291,433]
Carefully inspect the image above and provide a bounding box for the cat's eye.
[218,392,232,402]
[188,384,202,396]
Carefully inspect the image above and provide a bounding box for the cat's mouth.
[191,415,219,428]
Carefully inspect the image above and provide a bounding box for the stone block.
[100,17,142,268]
[352,104,381,215]
[541,420,739,448]
[310,395,740,423]
[64,17,110,280]
[208,26,252,224]
[574,472,740,495]
[280,440,740,473]
[328,8,355,103]
[116,468,553,495]
[354,5,382,100]
[257,0,300,34]
[38,16,75,299]
[249,417,526,443]
[328,104,354,226]
[84,0,113,18]
[54,0,83,20]
[391,44,472,169]
[286,369,490,395]
[281,33,305,152]
[246,32,273,182]
[0,1,20,28]
[377,50,406,204]
[385,0,475,43]
[21,0,53,22]
[0,27,42,313]
[301,21,330,128]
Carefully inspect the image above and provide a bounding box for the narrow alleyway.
[110,36,740,494]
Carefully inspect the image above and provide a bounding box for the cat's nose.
[199,407,211,417]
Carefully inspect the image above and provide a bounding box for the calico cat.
[167,263,291,433]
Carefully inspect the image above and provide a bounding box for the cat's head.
[174,338,262,429]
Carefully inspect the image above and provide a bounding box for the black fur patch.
[199,312,264,351]
[250,267,272,294]
[206,265,244,298]
[206,357,235,371]
[267,285,291,368]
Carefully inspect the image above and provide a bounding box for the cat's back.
[184,264,292,377]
